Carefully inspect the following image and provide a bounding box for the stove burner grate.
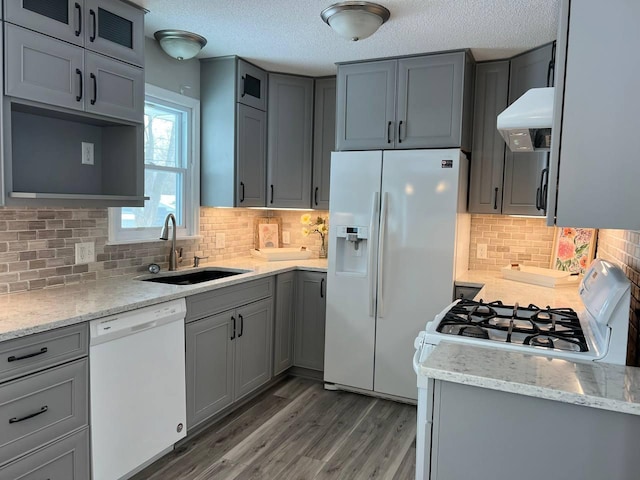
[458,326,490,339]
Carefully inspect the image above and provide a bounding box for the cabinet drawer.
[0,359,88,466]
[0,324,88,384]
[0,428,89,479]
[186,277,274,323]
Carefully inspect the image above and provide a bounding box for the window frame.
[108,84,200,244]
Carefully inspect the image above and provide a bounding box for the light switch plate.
[282,231,290,244]
[477,243,488,259]
[81,142,94,165]
[75,242,95,264]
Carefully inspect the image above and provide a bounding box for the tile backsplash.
[595,229,640,366]
[0,207,328,295]
[468,214,555,271]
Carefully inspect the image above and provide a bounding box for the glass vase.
[319,237,327,259]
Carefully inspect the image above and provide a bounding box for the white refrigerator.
[324,149,469,400]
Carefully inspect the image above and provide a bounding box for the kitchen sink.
[140,268,249,285]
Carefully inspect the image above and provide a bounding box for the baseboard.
[287,366,323,381]
[323,382,417,406]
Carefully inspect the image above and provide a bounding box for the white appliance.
[90,299,187,480]
[325,149,469,401]
[497,87,554,152]
[413,258,631,479]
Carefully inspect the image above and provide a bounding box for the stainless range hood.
[497,87,554,152]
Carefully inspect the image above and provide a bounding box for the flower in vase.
[300,213,313,225]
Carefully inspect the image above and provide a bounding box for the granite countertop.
[421,342,640,415]
[456,270,585,311]
[0,257,327,342]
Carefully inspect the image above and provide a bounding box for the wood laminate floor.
[132,377,417,480]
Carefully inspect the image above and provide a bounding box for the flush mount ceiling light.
[154,30,207,60]
[321,1,390,41]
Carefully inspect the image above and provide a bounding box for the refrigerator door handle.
[369,192,380,317]
[377,192,389,318]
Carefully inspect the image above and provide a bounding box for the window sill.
[106,235,202,246]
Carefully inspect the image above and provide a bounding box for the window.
[109,84,200,243]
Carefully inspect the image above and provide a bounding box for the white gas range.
[412,258,631,480]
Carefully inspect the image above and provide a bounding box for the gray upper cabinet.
[267,74,313,208]
[83,0,145,67]
[237,59,268,111]
[274,272,296,376]
[5,24,85,112]
[469,61,509,213]
[336,60,396,151]
[469,44,554,216]
[502,43,553,216]
[5,0,144,67]
[201,56,268,207]
[294,272,327,372]
[312,77,336,210]
[336,51,473,152]
[396,53,465,149]
[4,0,84,46]
[85,51,144,123]
[236,104,267,206]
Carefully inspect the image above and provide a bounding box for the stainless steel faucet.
[160,213,182,271]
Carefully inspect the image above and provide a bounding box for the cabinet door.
[274,272,296,376]
[312,77,336,210]
[294,272,327,371]
[0,428,90,480]
[336,60,396,151]
[85,51,143,122]
[185,311,234,429]
[468,61,509,213]
[502,43,553,216]
[4,0,83,46]
[237,59,268,111]
[267,74,313,208]
[236,104,267,206]
[396,53,464,149]
[84,0,144,67]
[234,298,273,401]
[5,24,84,112]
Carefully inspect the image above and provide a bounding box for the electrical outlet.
[215,232,226,249]
[282,231,291,245]
[477,243,488,259]
[81,142,94,165]
[75,242,95,264]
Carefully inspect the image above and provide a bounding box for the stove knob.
[414,331,426,350]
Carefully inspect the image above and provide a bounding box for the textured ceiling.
[132,0,560,76]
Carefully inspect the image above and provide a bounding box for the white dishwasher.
[89,298,187,480]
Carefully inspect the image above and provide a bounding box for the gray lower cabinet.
[0,357,88,467]
[469,44,554,216]
[274,272,296,375]
[429,381,640,479]
[185,297,273,430]
[336,52,473,151]
[312,77,336,210]
[267,74,313,208]
[0,428,90,480]
[294,272,327,371]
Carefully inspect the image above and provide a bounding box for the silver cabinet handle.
[377,192,388,318]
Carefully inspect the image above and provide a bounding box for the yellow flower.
[300,213,312,225]
[301,227,310,236]
[319,224,328,234]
